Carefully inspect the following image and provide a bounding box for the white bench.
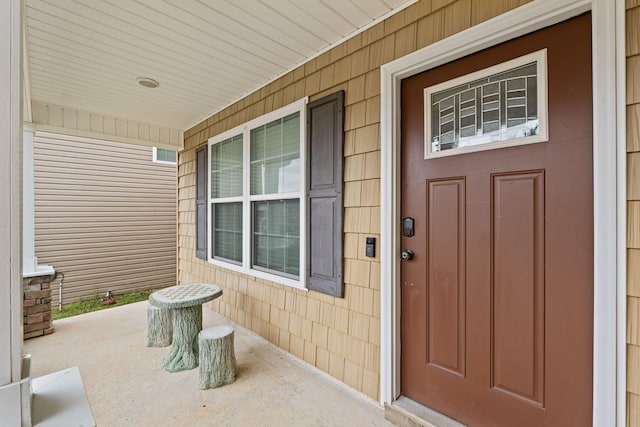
[198,325,238,389]
[146,304,172,347]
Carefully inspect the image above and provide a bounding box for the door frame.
[379,0,626,425]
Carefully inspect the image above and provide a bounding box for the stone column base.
[23,275,54,339]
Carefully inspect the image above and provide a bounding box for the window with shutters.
[207,100,306,288]
[200,93,344,295]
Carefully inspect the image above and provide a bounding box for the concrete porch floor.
[24,301,393,427]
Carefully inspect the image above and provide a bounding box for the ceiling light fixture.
[136,77,159,88]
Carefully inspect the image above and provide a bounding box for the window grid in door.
[425,49,547,158]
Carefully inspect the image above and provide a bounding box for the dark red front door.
[400,14,593,426]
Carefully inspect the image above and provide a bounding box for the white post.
[0,0,26,425]
[23,123,36,275]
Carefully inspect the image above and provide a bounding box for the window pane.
[264,158,282,194]
[213,202,242,263]
[428,60,540,154]
[155,148,176,163]
[285,199,300,235]
[280,155,300,193]
[282,114,300,156]
[268,237,285,272]
[251,126,265,161]
[267,200,285,236]
[254,235,268,268]
[252,199,300,277]
[250,112,300,195]
[165,149,177,163]
[285,237,300,276]
[265,121,282,158]
[211,134,243,198]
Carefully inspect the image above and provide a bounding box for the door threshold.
[384,396,467,427]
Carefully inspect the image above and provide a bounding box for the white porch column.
[23,123,36,275]
[0,0,29,425]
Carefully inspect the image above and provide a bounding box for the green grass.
[52,290,154,320]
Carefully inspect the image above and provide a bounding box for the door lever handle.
[401,249,414,260]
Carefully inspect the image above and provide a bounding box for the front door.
[400,14,593,426]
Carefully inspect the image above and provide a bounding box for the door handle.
[401,249,414,260]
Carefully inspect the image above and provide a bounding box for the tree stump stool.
[146,304,172,347]
[198,325,238,389]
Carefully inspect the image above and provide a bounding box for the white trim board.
[1,0,27,424]
[615,0,627,423]
[379,0,623,425]
[31,101,184,150]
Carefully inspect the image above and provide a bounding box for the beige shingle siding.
[34,132,177,305]
[179,0,532,400]
[629,1,640,425]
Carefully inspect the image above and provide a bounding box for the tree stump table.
[149,283,222,372]
[198,325,238,389]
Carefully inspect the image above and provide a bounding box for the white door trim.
[379,0,625,425]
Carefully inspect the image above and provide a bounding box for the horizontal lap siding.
[178,0,531,401]
[34,133,177,304]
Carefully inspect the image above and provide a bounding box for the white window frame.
[207,98,308,290]
[152,147,177,165]
[208,132,244,266]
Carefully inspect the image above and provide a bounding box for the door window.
[425,49,548,158]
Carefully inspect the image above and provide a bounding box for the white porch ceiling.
[24,0,416,131]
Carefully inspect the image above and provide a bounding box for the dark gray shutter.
[195,145,208,260]
[306,91,344,297]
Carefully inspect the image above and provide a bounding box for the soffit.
[24,0,416,130]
